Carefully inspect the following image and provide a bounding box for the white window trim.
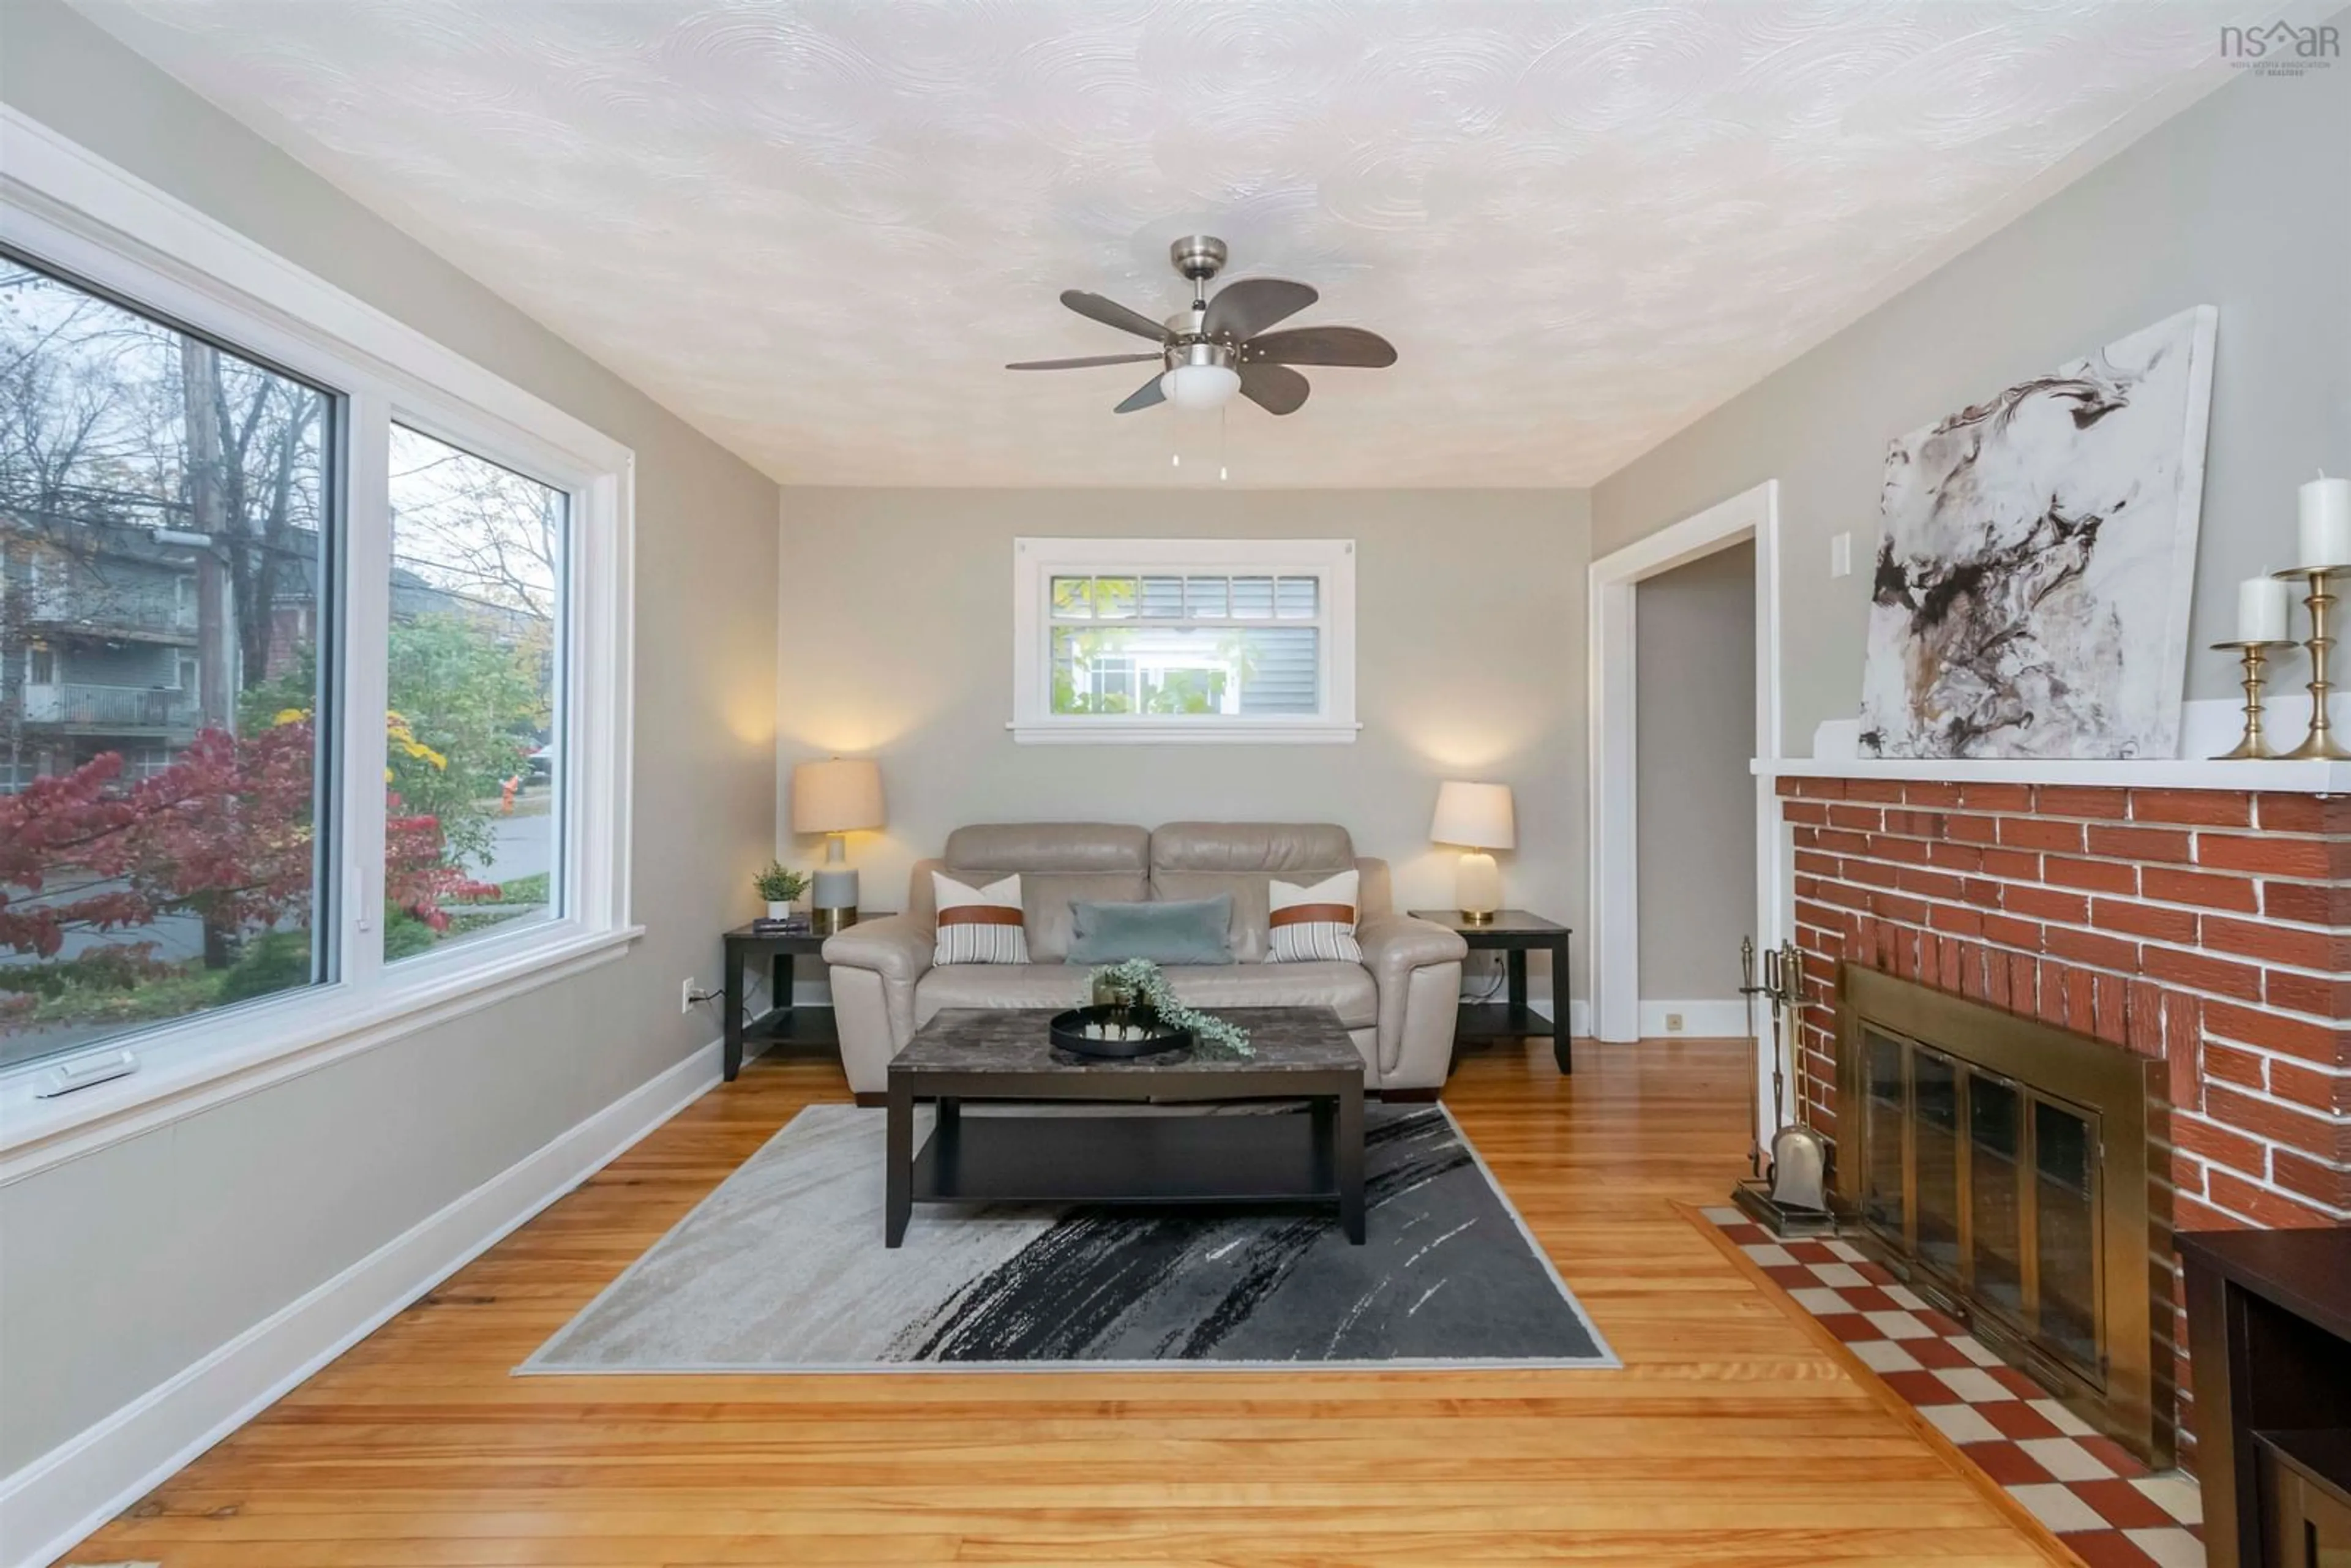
[1009,536,1358,745]
[0,108,638,1176]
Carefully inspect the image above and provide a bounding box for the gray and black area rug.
[522,1103,1616,1373]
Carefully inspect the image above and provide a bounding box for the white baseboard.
[1638,999,1750,1038]
[2,1037,724,1568]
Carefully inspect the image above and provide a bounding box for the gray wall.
[1635,541,1755,1003]
[0,0,779,1474]
[778,488,1589,1004]
[1592,64,2351,755]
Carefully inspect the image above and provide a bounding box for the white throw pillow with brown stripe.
[1265,870,1362,964]
[932,872,1030,965]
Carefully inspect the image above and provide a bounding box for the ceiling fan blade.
[1006,353,1164,370]
[1204,278,1318,340]
[1243,326,1397,369]
[1237,362,1310,416]
[1114,373,1168,414]
[1061,290,1169,342]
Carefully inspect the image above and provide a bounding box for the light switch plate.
[1830,531,1853,578]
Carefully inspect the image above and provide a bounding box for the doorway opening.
[1635,539,1757,1037]
[1587,481,1782,1149]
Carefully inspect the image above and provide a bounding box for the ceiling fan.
[1007,235,1396,416]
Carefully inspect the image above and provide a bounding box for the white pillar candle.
[2238,577,2292,642]
[2300,476,2351,568]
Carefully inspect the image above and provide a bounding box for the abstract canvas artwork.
[1858,306,2216,759]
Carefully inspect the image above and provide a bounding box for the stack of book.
[752,914,812,935]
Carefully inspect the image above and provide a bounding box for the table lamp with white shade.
[1431,780,1515,925]
[791,756,885,934]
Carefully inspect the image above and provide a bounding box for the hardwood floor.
[69,1038,2059,1567]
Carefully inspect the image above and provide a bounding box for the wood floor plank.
[66,1038,2058,1566]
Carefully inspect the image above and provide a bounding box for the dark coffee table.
[883,1007,1367,1248]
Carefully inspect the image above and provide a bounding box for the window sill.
[1009,719,1361,745]
[0,923,643,1180]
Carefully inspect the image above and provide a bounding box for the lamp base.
[811,866,860,936]
[1454,850,1502,925]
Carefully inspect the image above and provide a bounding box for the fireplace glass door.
[1854,1025,2107,1392]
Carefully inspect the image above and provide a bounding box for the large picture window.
[1,258,333,1069]
[0,113,636,1149]
[1010,538,1356,744]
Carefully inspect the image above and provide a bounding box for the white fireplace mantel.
[1766,708,2351,793]
[1756,754,2351,793]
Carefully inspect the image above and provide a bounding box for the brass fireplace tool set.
[1731,936,1834,1239]
[2216,564,2349,761]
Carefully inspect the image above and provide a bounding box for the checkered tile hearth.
[1698,1208,2204,1568]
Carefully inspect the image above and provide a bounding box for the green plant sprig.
[753,860,809,902]
[1088,957,1253,1058]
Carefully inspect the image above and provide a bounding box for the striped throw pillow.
[932,872,1029,965]
[1266,870,1362,964]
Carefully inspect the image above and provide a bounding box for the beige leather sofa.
[821,822,1469,1098]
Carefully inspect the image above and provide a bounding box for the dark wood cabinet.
[2256,1431,2351,1568]
[2178,1228,2351,1568]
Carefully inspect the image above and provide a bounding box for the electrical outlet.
[1665,1011,1685,1032]
[1829,531,1853,578]
[681,977,697,1015]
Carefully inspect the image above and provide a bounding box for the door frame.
[1586,480,1783,1108]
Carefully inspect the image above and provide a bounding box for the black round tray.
[1049,1005,1192,1060]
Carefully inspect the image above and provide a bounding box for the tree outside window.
[0,257,566,1070]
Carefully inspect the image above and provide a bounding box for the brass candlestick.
[2210,639,2295,759]
[2277,565,2351,761]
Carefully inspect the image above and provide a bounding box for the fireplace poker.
[1761,943,1788,1136]
[1740,936,1764,1180]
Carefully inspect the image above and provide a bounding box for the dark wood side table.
[1407,909,1574,1075]
[720,915,894,1081]
[2177,1226,2351,1567]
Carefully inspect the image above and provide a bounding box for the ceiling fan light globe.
[1160,363,1240,410]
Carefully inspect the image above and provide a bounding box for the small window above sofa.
[1010,537,1357,745]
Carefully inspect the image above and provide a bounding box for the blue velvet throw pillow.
[1066,896,1235,966]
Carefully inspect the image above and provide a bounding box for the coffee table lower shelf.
[882,1006,1370,1251]
[892,1106,1365,1247]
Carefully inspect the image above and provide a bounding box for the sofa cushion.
[1149,823,1357,963]
[915,962,1092,1023]
[931,823,1152,962]
[1150,821,1355,875]
[913,959,1378,1033]
[1065,896,1234,967]
[1156,961,1377,1031]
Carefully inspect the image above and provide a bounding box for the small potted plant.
[754,860,809,921]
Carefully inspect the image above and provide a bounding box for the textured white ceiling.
[74,1,2250,487]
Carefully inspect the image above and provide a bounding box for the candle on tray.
[2301,474,2351,568]
[2238,576,2292,642]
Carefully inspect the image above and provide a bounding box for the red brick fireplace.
[1780,775,2349,1463]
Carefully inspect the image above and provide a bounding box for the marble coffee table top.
[893,1007,1360,1076]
